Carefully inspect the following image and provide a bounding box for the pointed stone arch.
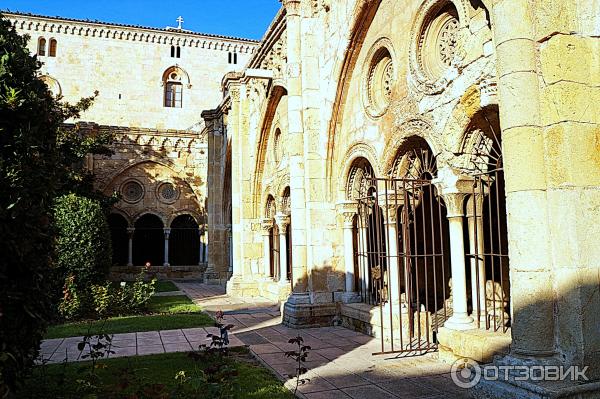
[325,0,384,199]
[251,84,288,217]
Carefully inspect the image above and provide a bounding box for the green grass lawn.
[154,280,180,292]
[45,295,213,339]
[19,349,293,399]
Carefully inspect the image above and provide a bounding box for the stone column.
[163,228,170,267]
[275,214,291,284]
[198,227,206,266]
[434,168,474,330]
[127,227,134,266]
[261,218,274,278]
[338,201,361,302]
[284,0,309,305]
[485,0,557,359]
[466,194,487,324]
[381,201,401,305]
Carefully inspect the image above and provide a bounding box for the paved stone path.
[39,283,473,398]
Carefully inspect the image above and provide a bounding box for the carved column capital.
[261,218,274,233]
[127,227,135,238]
[281,0,301,16]
[433,167,475,218]
[336,200,358,227]
[275,213,291,231]
[440,192,469,218]
[163,228,171,238]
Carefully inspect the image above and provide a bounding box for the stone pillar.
[434,168,474,330]
[198,226,206,265]
[381,202,401,305]
[485,0,557,360]
[466,194,486,324]
[338,201,361,303]
[275,214,290,284]
[284,0,309,302]
[127,227,134,266]
[163,228,170,267]
[261,218,274,278]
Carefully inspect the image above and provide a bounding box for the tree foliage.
[54,193,112,290]
[0,14,113,394]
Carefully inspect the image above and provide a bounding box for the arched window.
[37,37,46,56]
[49,38,57,57]
[169,214,200,266]
[133,214,164,266]
[176,46,181,58]
[164,70,183,108]
[108,213,129,266]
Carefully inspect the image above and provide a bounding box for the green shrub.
[54,193,112,292]
[0,15,112,393]
[60,271,156,320]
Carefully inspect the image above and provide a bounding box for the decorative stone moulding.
[156,181,179,204]
[362,38,396,119]
[409,0,469,95]
[121,180,144,204]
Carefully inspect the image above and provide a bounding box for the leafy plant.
[54,193,112,295]
[187,310,237,398]
[285,336,311,396]
[0,14,109,393]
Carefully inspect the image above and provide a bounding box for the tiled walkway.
[39,283,473,398]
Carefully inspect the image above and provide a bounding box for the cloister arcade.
[107,212,208,268]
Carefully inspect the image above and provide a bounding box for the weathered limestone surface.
[206,5,600,396]
[8,12,258,276]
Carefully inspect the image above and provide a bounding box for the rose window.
[365,46,394,117]
[122,181,144,203]
[417,3,461,80]
[159,183,177,201]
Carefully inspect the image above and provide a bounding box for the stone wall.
[7,12,257,130]
[211,0,600,397]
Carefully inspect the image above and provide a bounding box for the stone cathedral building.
[6,11,257,279]
[6,0,600,397]
[200,0,600,398]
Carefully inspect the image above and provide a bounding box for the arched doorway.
[463,109,510,332]
[169,214,200,266]
[133,214,164,266]
[108,213,128,266]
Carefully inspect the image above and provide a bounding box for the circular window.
[157,182,178,203]
[121,181,144,203]
[419,3,460,80]
[363,42,395,118]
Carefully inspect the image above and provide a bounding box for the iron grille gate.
[356,177,451,356]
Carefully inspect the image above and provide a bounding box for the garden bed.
[45,295,213,339]
[19,348,294,399]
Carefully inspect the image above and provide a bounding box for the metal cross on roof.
[176,16,184,30]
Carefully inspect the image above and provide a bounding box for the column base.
[163,263,170,267]
[437,326,511,364]
[226,275,260,297]
[444,314,475,331]
[471,355,600,399]
[340,291,362,304]
[282,293,337,328]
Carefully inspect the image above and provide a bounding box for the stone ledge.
[282,301,338,329]
[437,326,511,364]
[472,375,600,399]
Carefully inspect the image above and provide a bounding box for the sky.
[1,0,282,40]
